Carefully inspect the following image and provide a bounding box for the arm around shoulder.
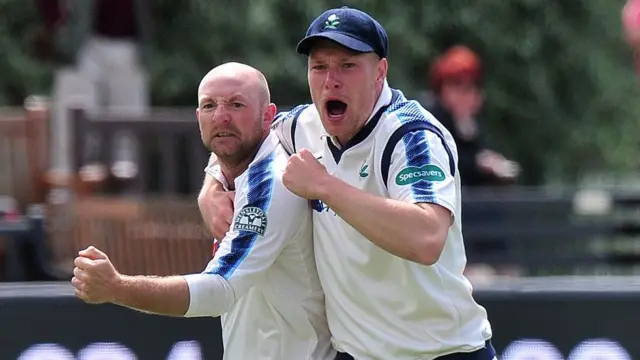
[198,152,235,240]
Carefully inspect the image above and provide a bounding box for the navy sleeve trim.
[381,121,456,188]
[207,152,275,279]
[288,105,309,154]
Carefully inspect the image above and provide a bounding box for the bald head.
[196,62,277,171]
[198,62,270,107]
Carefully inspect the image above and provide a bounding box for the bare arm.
[73,247,233,318]
[319,176,450,265]
[73,247,190,316]
[198,152,234,240]
[112,275,190,317]
[198,169,224,234]
[114,274,234,318]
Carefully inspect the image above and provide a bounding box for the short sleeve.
[386,127,458,215]
[271,105,311,155]
[202,153,307,300]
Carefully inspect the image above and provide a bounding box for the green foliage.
[1,0,639,184]
[0,1,54,105]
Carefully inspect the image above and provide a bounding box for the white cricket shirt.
[184,132,335,360]
[272,81,493,359]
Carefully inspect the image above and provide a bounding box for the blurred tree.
[0,1,54,105]
[1,0,639,184]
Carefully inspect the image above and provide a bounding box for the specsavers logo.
[395,164,445,185]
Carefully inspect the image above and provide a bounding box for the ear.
[377,57,388,84]
[196,107,200,119]
[263,103,277,130]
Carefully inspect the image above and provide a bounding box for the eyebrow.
[227,94,248,102]
[309,54,359,63]
[199,94,247,105]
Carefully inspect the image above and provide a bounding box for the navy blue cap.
[296,6,388,58]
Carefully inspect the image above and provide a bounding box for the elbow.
[411,204,452,265]
[413,232,447,266]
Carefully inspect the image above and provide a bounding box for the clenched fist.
[283,149,331,200]
[72,246,120,304]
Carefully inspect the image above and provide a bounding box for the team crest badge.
[234,206,267,236]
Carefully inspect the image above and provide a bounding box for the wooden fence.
[71,108,209,196]
[46,197,213,277]
[0,102,49,207]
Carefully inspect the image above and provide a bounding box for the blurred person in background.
[422,46,522,281]
[423,45,520,187]
[34,0,152,186]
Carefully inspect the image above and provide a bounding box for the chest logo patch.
[396,164,445,185]
[359,164,369,178]
[234,206,267,236]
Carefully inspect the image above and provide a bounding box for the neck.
[336,86,385,146]
[219,158,252,190]
[218,136,266,189]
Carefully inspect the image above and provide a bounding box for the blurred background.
[2,0,640,359]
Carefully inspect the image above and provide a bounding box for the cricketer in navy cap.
[199,5,497,360]
[296,6,389,58]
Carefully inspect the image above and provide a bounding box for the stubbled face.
[307,40,387,145]
[196,75,272,165]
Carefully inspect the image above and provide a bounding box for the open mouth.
[214,132,234,138]
[325,100,347,119]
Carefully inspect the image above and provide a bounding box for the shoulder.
[385,93,448,132]
[376,92,454,149]
[272,104,314,129]
[234,151,277,210]
[272,103,323,154]
[375,92,459,178]
[280,104,321,135]
[236,146,305,211]
[271,104,322,154]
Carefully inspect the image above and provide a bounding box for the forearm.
[198,152,221,204]
[198,153,220,201]
[112,275,190,317]
[198,169,223,234]
[320,177,447,265]
[198,172,223,204]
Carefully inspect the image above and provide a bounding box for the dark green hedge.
[2,0,639,184]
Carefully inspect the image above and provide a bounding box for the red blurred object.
[0,197,21,221]
[429,45,483,93]
[623,0,640,77]
[623,0,640,43]
[1,210,20,222]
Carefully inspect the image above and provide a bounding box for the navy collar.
[328,90,400,164]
